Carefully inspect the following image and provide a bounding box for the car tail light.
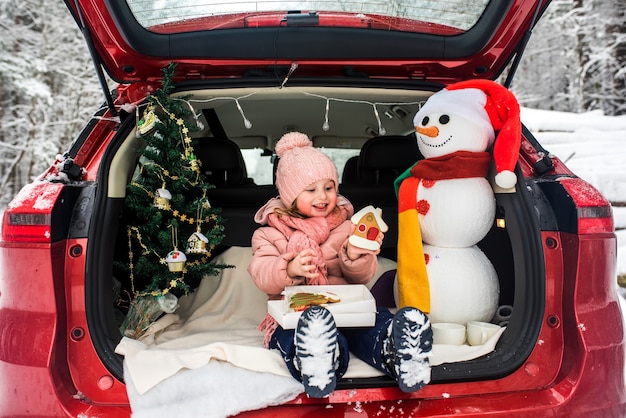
[2,212,52,243]
[559,178,614,234]
[1,182,63,243]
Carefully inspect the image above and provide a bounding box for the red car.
[1,0,624,416]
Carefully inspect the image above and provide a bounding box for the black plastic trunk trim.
[428,169,546,382]
[102,0,511,60]
[84,118,137,380]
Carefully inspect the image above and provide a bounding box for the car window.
[126,0,490,34]
[242,149,273,185]
[242,148,359,185]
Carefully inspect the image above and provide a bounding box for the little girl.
[248,132,432,398]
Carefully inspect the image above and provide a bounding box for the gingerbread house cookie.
[349,205,388,251]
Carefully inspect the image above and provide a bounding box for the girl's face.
[295,179,337,218]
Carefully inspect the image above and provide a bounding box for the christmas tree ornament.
[136,106,160,137]
[186,197,210,254]
[157,292,179,313]
[166,249,187,272]
[166,222,186,272]
[186,231,208,254]
[188,151,201,173]
[153,185,172,210]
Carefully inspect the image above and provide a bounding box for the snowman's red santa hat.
[416,79,521,189]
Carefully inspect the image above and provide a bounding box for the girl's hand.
[287,249,319,280]
[346,227,384,260]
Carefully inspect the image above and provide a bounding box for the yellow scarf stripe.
[397,178,430,312]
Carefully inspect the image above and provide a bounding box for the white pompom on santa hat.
[420,79,522,189]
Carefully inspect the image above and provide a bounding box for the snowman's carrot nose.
[416,125,439,137]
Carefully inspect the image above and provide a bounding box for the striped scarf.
[394,150,491,312]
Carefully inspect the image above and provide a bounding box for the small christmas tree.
[117,63,227,338]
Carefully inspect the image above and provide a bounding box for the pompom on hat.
[274,132,339,206]
[417,79,521,189]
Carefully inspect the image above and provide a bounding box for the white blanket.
[116,247,503,416]
[123,360,303,418]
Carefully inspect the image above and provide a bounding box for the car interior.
[94,83,543,385]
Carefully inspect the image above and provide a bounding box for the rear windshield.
[126,0,490,34]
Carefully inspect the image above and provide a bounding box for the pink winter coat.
[248,196,378,298]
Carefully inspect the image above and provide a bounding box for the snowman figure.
[394,80,521,325]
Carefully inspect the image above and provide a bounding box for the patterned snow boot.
[294,305,339,398]
[391,307,433,392]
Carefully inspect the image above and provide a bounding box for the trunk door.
[65,0,551,84]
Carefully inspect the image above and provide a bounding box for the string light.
[188,88,423,135]
[280,62,299,88]
[95,68,425,135]
[372,103,386,135]
[234,98,253,129]
[185,57,423,134]
[99,93,424,135]
[323,98,330,131]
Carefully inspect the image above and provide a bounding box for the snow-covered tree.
[0,0,103,206]
[512,0,626,116]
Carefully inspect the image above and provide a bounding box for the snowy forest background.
[0,0,625,207]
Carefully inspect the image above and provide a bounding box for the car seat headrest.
[358,135,422,185]
[195,138,251,186]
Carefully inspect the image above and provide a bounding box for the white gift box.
[267,285,376,329]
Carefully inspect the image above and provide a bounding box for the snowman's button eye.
[421,116,430,126]
[439,114,450,124]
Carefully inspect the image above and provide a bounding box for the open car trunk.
[84,78,546,397]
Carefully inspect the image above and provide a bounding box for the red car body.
[1,0,624,416]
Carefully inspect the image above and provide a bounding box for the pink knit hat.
[275,132,338,206]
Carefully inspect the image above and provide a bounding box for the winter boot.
[391,307,433,392]
[294,305,339,398]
